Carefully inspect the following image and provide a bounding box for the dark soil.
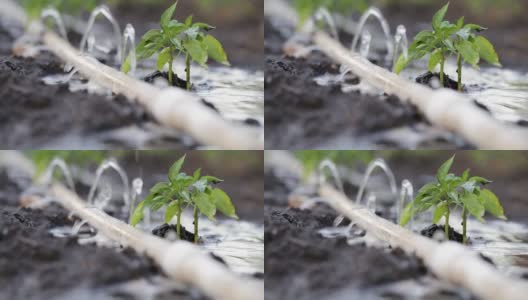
[0,18,200,149]
[420,224,464,243]
[143,70,188,89]
[265,19,424,149]
[0,169,209,300]
[264,170,428,300]
[415,72,461,91]
[152,223,198,243]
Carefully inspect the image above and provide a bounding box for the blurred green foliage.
[21,0,96,21]
[28,150,108,177]
[295,150,374,177]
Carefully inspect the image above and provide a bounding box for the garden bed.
[0,151,263,300]
[264,0,528,149]
[264,151,528,299]
[0,0,263,149]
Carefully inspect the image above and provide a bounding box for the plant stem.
[462,206,468,244]
[176,198,182,239]
[444,206,450,241]
[193,205,199,243]
[440,55,445,87]
[168,52,174,86]
[185,53,191,90]
[457,53,462,91]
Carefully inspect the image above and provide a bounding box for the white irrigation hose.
[0,0,263,150]
[265,0,528,150]
[51,184,263,300]
[265,151,528,300]
[0,150,263,300]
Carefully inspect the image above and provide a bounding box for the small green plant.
[294,0,368,25]
[394,2,501,91]
[130,155,238,243]
[22,0,96,22]
[400,155,506,244]
[126,1,230,90]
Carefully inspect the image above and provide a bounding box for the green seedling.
[126,1,230,90]
[394,2,501,91]
[131,155,238,243]
[22,0,96,22]
[400,155,506,244]
[294,0,368,25]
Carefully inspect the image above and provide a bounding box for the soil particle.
[143,70,188,89]
[151,223,198,243]
[420,224,465,243]
[415,72,461,91]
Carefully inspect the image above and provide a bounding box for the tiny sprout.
[400,155,506,244]
[131,155,238,243]
[126,1,230,90]
[394,2,501,91]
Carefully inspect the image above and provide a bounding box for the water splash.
[350,7,393,65]
[355,158,397,205]
[71,219,89,235]
[40,8,68,42]
[87,158,130,218]
[399,179,414,227]
[122,24,137,75]
[393,25,408,69]
[41,68,79,85]
[359,30,372,58]
[41,157,76,192]
[317,159,344,192]
[302,7,338,39]
[79,5,122,65]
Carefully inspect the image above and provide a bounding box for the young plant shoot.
[394,2,501,91]
[131,155,238,243]
[126,1,230,90]
[400,155,506,244]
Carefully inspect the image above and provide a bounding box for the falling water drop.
[79,5,122,65]
[393,25,408,69]
[359,30,372,58]
[87,158,130,218]
[40,8,68,42]
[350,7,393,65]
[122,23,136,75]
[317,159,344,192]
[399,179,414,227]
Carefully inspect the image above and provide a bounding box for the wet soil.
[264,169,428,300]
[415,72,461,91]
[0,18,199,149]
[0,169,208,300]
[152,223,197,243]
[420,224,464,243]
[264,18,469,150]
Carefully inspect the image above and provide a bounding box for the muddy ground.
[0,151,263,300]
[0,0,263,149]
[264,151,528,299]
[264,1,528,150]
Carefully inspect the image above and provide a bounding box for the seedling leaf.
[164,201,181,223]
[460,193,485,222]
[194,193,216,221]
[157,47,172,71]
[204,35,230,66]
[428,49,443,71]
[480,189,506,219]
[436,155,455,183]
[184,39,208,66]
[169,155,186,183]
[432,2,450,30]
[131,200,146,226]
[211,188,238,219]
[474,36,501,67]
[433,201,448,223]
[161,1,178,29]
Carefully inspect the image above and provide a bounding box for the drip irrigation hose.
[0,151,263,300]
[0,0,262,150]
[265,0,528,150]
[265,151,528,300]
